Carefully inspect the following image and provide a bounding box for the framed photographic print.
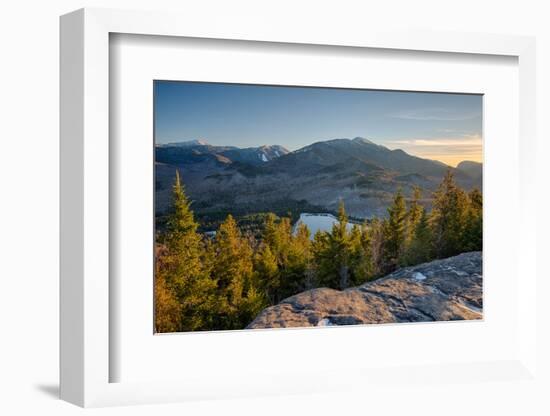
[60,8,538,409]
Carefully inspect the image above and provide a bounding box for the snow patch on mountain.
[162,139,209,147]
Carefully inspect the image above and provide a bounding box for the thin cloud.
[385,134,482,166]
[391,108,481,121]
[388,134,481,146]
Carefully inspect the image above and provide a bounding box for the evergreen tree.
[160,171,217,331]
[263,213,292,264]
[259,214,313,301]
[154,274,182,333]
[462,188,482,251]
[431,171,469,258]
[407,186,423,243]
[260,214,287,301]
[469,187,483,211]
[382,189,408,272]
[333,201,353,289]
[312,229,331,287]
[254,243,279,303]
[237,285,268,327]
[164,171,203,287]
[154,245,182,333]
[349,223,374,284]
[405,209,433,265]
[279,222,312,299]
[262,213,279,250]
[294,223,311,254]
[313,201,354,289]
[212,215,266,329]
[368,217,385,278]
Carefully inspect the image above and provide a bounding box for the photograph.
[154,81,483,333]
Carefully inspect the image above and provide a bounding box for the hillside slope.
[155,137,482,219]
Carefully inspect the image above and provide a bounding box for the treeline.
[155,170,482,332]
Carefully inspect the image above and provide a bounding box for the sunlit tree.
[158,171,217,331]
[462,188,482,251]
[431,171,469,258]
[382,189,408,272]
[405,209,433,265]
[212,215,266,328]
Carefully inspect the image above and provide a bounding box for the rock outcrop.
[247,252,482,329]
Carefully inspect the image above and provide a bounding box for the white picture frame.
[60,7,538,408]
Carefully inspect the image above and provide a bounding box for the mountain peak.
[258,144,288,151]
[457,160,482,168]
[164,139,210,147]
[254,144,290,162]
[352,137,376,145]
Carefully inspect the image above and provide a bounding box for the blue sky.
[154,81,482,166]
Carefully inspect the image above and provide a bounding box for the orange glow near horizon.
[421,153,482,167]
[385,134,482,167]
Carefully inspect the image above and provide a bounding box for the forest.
[155,170,482,333]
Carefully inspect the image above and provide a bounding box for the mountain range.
[155,137,482,222]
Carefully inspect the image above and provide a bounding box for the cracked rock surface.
[246,252,482,329]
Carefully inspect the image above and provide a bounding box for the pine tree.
[263,213,279,250]
[154,245,182,333]
[212,215,248,324]
[400,186,429,266]
[334,200,353,289]
[462,188,482,251]
[312,201,354,289]
[294,222,311,253]
[368,217,385,278]
[407,186,423,243]
[160,171,217,331]
[312,229,331,286]
[405,209,433,265]
[279,222,312,299]
[259,213,313,300]
[263,213,292,264]
[238,285,268,327]
[349,223,374,285]
[254,243,279,303]
[382,189,408,272]
[431,171,469,258]
[469,187,482,211]
[212,215,266,329]
[164,171,203,287]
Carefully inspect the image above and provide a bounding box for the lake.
[293,213,356,239]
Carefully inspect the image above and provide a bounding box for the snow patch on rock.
[412,272,427,281]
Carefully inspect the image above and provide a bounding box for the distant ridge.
[456,160,482,180]
[155,136,482,219]
[159,139,210,147]
[352,136,377,145]
[155,140,290,167]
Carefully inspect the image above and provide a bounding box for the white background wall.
[0,1,548,415]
